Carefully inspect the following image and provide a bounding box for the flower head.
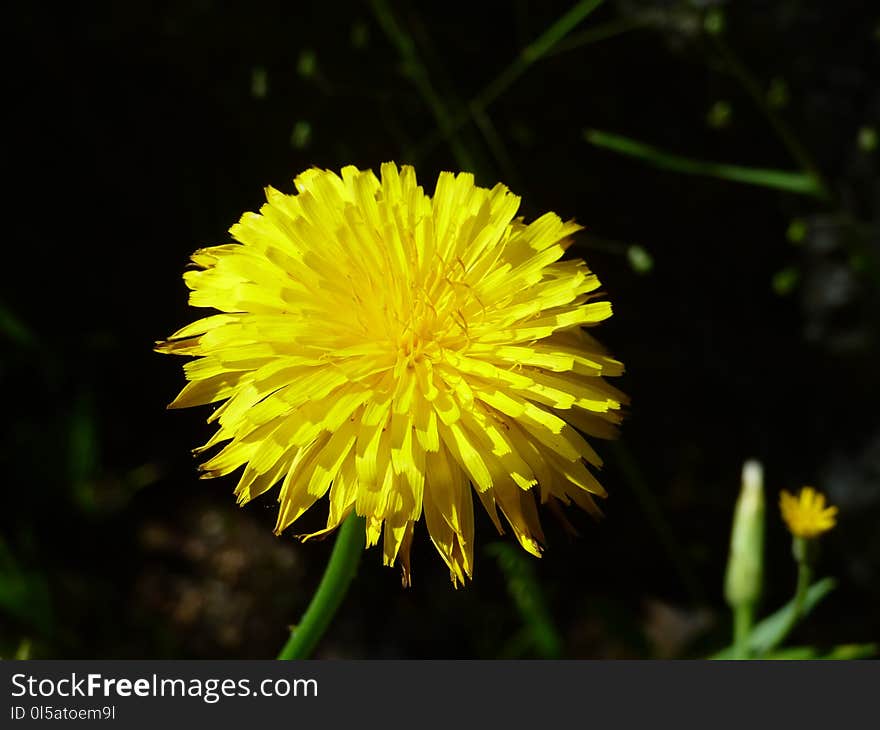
[157,163,627,585]
[779,486,838,539]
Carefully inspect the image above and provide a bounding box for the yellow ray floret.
[157,162,628,585]
[779,486,838,539]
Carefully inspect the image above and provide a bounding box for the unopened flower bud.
[724,460,765,610]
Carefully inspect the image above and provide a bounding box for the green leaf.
[712,578,836,659]
[584,129,824,196]
[747,578,836,655]
[821,643,877,660]
[762,646,820,660]
[763,643,877,660]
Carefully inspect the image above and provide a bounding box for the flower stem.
[277,512,365,660]
[792,549,813,624]
[709,34,831,201]
[763,536,813,655]
[732,603,754,656]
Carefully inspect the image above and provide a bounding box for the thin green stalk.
[763,537,813,655]
[710,577,836,659]
[277,513,365,660]
[370,0,477,171]
[788,553,813,634]
[414,0,606,161]
[732,603,754,658]
[488,542,563,659]
[791,538,813,613]
[471,0,604,114]
[471,105,519,188]
[710,35,830,200]
[584,128,824,196]
[794,562,812,619]
[548,16,649,57]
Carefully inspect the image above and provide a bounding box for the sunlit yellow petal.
[158,163,627,584]
[780,486,838,539]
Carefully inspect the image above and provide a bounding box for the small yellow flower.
[157,163,627,585]
[779,486,838,539]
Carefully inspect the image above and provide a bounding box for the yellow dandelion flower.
[157,163,627,585]
[779,486,838,539]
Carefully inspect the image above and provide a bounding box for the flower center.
[394,321,433,370]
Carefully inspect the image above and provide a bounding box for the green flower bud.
[725,460,765,610]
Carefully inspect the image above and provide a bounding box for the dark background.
[2,0,878,659]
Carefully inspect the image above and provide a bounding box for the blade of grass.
[584,128,824,196]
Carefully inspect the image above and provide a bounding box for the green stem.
[277,512,365,660]
[548,16,649,57]
[792,556,812,625]
[764,537,812,655]
[709,34,831,201]
[413,0,605,162]
[732,603,754,658]
[470,0,605,115]
[370,0,477,172]
[584,129,824,196]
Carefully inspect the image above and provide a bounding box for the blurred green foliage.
[487,542,563,659]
